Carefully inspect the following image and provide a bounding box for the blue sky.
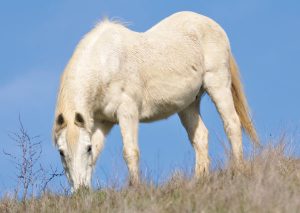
[1,0,300,194]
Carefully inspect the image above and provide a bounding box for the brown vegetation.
[1,142,300,213]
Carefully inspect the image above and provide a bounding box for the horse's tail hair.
[229,54,260,146]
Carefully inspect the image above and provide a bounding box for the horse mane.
[97,17,131,28]
[91,17,131,35]
[52,18,128,145]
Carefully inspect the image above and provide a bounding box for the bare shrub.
[3,117,64,201]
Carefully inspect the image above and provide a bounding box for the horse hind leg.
[204,66,243,164]
[178,95,209,178]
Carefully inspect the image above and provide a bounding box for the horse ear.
[55,113,66,132]
[74,112,85,128]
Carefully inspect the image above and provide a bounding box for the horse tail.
[229,54,260,146]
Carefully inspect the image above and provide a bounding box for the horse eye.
[59,150,65,157]
[87,145,92,154]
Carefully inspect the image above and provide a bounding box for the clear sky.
[1,0,300,194]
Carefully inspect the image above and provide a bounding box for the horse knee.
[123,146,139,165]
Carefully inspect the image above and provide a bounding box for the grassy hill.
[1,143,300,213]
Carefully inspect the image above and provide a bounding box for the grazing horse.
[53,11,259,191]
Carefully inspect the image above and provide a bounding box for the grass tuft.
[1,143,300,213]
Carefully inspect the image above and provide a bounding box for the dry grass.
[1,143,300,213]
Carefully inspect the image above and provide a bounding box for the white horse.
[53,11,258,191]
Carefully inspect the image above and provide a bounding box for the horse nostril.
[87,145,92,154]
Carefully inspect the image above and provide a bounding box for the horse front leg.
[117,101,140,186]
[91,121,114,165]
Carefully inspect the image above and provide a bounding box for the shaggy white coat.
[53,11,258,190]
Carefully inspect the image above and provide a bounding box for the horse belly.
[140,73,202,122]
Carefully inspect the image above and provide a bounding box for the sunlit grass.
[1,142,300,213]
